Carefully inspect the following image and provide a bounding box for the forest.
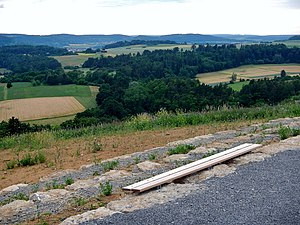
[1,44,300,130]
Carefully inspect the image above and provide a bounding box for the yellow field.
[0,97,85,122]
[196,64,300,84]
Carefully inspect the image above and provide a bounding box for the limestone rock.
[232,153,270,166]
[197,164,236,181]
[135,161,161,172]
[30,189,71,203]
[0,184,28,195]
[163,154,189,163]
[39,169,76,182]
[107,183,199,213]
[188,147,207,155]
[60,207,120,225]
[0,200,35,220]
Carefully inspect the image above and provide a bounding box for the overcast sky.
[0,0,299,35]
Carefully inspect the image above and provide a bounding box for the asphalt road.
[88,150,300,225]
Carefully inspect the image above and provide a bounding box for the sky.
[0,0,299,35]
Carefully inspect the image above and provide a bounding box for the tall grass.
[1,102,300,151]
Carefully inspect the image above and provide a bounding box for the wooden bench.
[123,143,261,193]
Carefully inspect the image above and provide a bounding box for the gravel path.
[88,149,300,225]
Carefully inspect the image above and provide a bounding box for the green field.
[4,82,97,108]
[228,81,250,91]
[197,64,300,84]
[0,84,4,101]
[53,53,99,67]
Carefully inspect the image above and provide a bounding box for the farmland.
[0,83,98,123]
[0,97,85,122]
[54,44,192,68]
[105,44,192,56]
[5,82,97,108]
[196,64,300,84]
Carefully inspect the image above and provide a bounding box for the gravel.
[87,149,300,225]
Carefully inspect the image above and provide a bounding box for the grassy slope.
[197,64,300,84]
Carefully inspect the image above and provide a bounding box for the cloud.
[277,0,300,9]
[0,4,4,8]
[96,0,187,7]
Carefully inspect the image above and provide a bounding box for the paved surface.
[88,150,300,225]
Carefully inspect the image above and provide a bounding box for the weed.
[100,181,113,196]
[133,157,140,164]
[14,192,29,201]
[148,154,156,161]
[13,150,46,168]
[65,177,74,186]
[6,160,17,169]
[51,180,65,189]
[278,126,300,140]
[93,171,100,176]
[90,204,97,210]
[91,138,102,153]
[73,197,87,207]
[76,148,80,157]
[202,149,218,158]
[93,154,101,165]
[102,160,119,172]
[168,144,195,155]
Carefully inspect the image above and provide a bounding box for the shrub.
[168,144,195,155]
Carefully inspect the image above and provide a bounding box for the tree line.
[103,40,177,49]
[83,44,300,82]
[61,75,300,129]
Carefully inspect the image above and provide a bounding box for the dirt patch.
[0,97,85,122]
[0,121,256,189]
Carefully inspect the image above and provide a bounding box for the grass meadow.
[197,64,300,84]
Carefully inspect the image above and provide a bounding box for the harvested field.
[0,97,85,122]
[197,64,300,84]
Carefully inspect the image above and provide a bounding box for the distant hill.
[214,34,293,42]
[289,35,300,40]
[134,34,234,43]
[0,33,295,50]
